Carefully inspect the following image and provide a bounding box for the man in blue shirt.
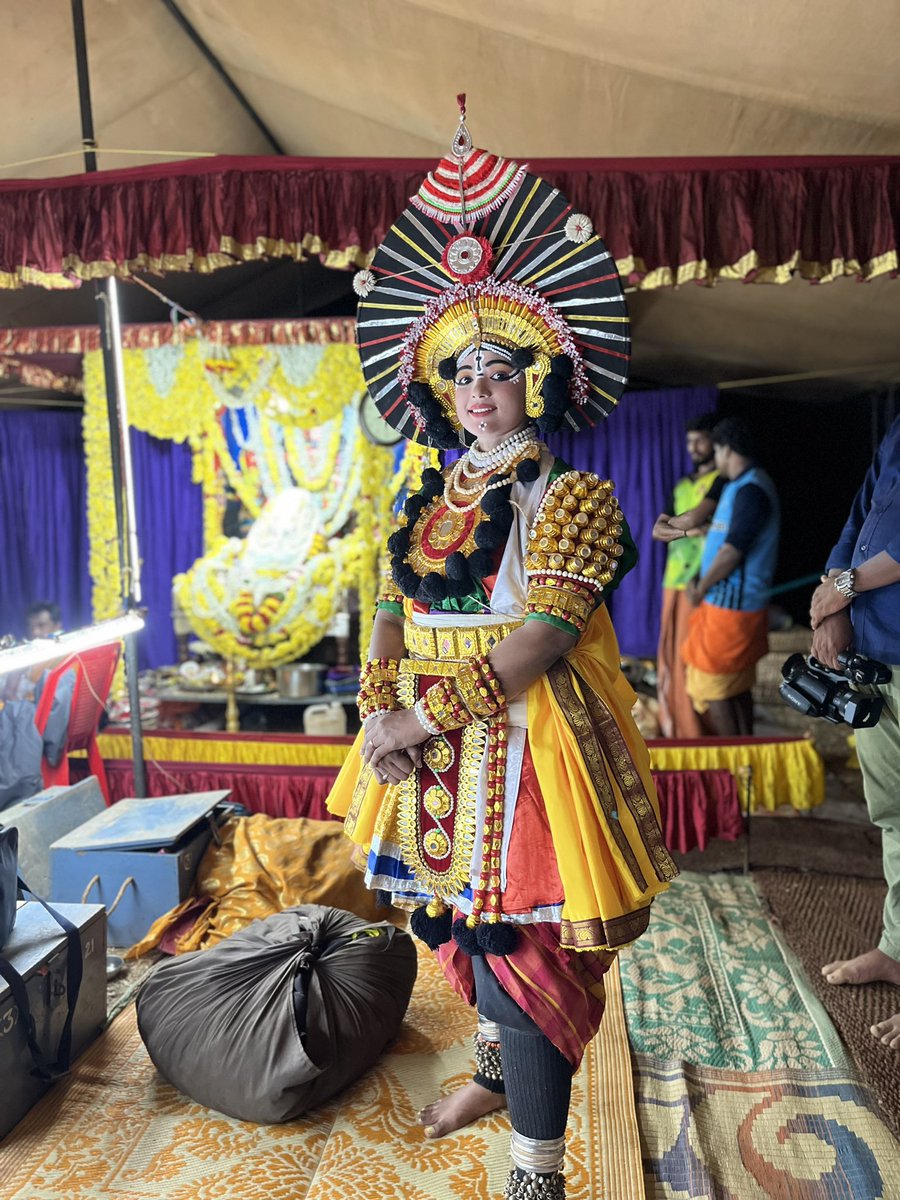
[656,418,780,735]
[810,415,900,1050]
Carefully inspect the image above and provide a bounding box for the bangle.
[362,710,392,728]
[358,657,400,720]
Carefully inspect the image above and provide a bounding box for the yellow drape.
[96,725,824,811]
[525,606,674,935]
[648,737,825,812]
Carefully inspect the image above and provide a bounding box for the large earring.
[525,372,544,418]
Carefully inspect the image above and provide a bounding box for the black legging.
[472,956,572,1141]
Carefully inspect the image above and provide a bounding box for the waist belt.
[404,620,523,661]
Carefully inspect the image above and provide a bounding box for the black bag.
[0,823,84,1080]
[1,825,18,950]
[136,905,418,1123]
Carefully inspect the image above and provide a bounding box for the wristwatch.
[832,568,858,600]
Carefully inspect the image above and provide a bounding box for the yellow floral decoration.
[83,340,439,671]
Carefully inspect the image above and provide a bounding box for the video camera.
[779,652,891,728]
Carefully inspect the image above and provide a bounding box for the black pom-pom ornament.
[387,528,410,556]
[467,548,496,577]
[446,551,471,581]
[411,905,453,949]
[550,353,574,380]
[510,346,536,370]
[451,917,484,956]
[474,520,505,551]
[475,921,519,957]
[419,572,449,602]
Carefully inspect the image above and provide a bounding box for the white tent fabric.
[2,0,899,178]
[0,0,898,395]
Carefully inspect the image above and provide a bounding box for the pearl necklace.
[444,433,541,514]
[468,426,539,469]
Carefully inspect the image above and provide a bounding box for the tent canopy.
[1,0,898,399]
[4,0,899,174]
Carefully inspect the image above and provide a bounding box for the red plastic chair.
[33,642,121,805]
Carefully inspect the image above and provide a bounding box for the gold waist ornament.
[403,620,522,662]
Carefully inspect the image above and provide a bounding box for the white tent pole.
[70,0,147,797]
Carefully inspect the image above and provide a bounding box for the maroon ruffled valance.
[1,154,897,290]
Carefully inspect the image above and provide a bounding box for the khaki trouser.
[855,666,900,962]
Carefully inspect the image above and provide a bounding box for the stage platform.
[76,729,825,855]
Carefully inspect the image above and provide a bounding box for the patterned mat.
[619,873,900,1199]
[0,944,642,1200]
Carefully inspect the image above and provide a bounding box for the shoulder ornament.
[525,470,624,588]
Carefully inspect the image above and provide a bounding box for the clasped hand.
[809,577,850,629]
[652,514,706,543]
[361,708,430,786]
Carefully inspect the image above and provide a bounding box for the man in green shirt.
[652,414,719,737]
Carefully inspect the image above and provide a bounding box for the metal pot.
[276,662,325,699]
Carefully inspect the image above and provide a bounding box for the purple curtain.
[0,412,203,671]
[0,409,91,638]
[546,387,719,657]
[129,429,204,670]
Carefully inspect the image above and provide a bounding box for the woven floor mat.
[620,873,900,1197]
[0,946,642,1200]
[756,868,900,1140]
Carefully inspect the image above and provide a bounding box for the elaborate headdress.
[356,96,630,447]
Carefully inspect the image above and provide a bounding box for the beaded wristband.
[420,677,468,732]
[455,653,507,720]
[413,697,442,736]
[417,656,507,733]
[362,709,394,727]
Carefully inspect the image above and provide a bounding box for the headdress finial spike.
[451,93,473,161]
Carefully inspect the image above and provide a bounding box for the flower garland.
[83,340,423,674]
[174,548,344,667]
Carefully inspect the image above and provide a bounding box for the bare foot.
[418,1080,505,1138]
[821,948,900,987]
[871,1013,900,1049]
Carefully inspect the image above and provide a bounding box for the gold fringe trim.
[0,240,892,292]
[0,235,375,291]
[0,318,357,356]
[616,248,899,289]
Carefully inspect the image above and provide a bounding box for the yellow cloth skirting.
[685,663,757,710]
[648,736,824,812]
[94,731,352,768]
[94,726,822,813]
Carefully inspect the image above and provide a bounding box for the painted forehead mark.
[457,343,516,375]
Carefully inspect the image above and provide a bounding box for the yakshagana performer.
[327,99,678,1200]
